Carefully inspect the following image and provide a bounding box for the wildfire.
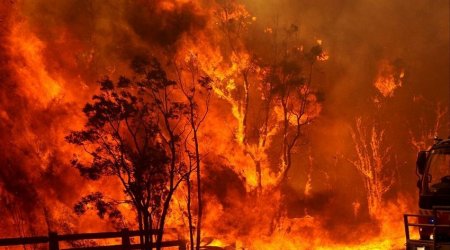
[0,0,447,250]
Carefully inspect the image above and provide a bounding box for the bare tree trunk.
[156,144,176,250]
[255,160,262,193]
[241,72,250,145]
[281,98,290,181]
[143,210,151,250]
[186,175,195,250]
[193,127,202,250]
[156,189,174,250]
[137,208,145,250]
[175,60,210,250]
[155,109,178,250]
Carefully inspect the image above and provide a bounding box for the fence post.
[178,239,187,250]
[48,232,59,250]
[403,214,410,242]
[121,228,131,250]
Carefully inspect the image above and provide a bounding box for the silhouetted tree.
[259,25,326,233]
[175,55,212,250]
[271,43,324,185]
[144,59,189,250]
[66,59,189,249]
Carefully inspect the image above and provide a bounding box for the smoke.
[243,0,448,120]
[243,0,449,204]
[19,0,207,80]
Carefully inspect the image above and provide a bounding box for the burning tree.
[262,40,325,233]
[349,117,396,218]
[206,1,328,236]
[213,0,269,192]
[269,40,324,186]
[212,0,326,195]
[410,102,448,151]
[66,59,190,249]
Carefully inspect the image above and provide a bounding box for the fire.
[0,0,448,249]
[9,22,63,105]
[374,60,404,98]
[315,40,329,61]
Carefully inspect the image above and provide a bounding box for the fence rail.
[0,229,186,250]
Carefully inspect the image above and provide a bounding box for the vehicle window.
[428,149,450,186]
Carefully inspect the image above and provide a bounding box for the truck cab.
[417,138,450,241]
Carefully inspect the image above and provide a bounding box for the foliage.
[66,58,193,249]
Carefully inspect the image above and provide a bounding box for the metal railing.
[404,206,450,250]
[0,229,187,250]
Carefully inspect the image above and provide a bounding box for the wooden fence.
[0,229,187,250]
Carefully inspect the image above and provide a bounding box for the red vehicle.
[405,137,450,249]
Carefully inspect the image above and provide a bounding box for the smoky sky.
[243,0,449,175]
[244,0,448,110]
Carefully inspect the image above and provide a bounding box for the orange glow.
[374,60,404,98]
[0,1,447,249]
[9,22,63,105]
